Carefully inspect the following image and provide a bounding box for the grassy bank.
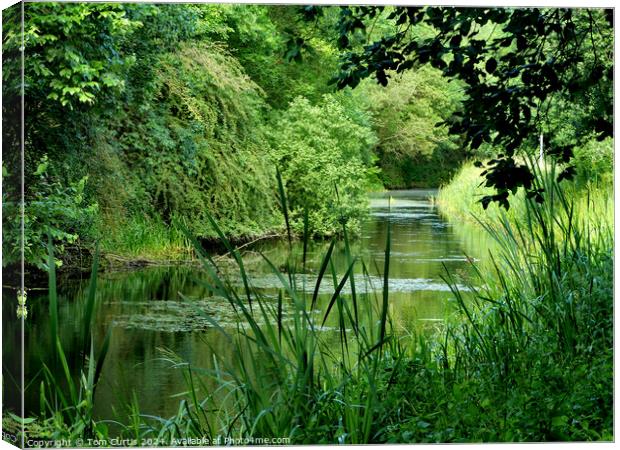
[11,162,613,444]
[97,214,287,268]
[97,215,194,263]
[436,159,613,226]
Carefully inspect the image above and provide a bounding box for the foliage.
[437,161,525,223]
[418,164,612,441]
[436,139,613,225]
[3,3,391,267]
[2,156,98,269]
[3,3,144,109]
[269,94,379,236]
[299,6,613,206]
[572,137,613,187]
[2,3,291,267]
[361,65,465,187]
[109,43,281,240]
[196,5,341,109]
[1,2,143,267]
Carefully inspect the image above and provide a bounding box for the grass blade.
[321,258,357,327]
[276,168,292,249]
[311,239,336,311]
[82,243,99,361]
[379,215,391,349]
[47,235,58,364]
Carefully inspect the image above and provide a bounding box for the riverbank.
[1,228,290,293]
[436,160,613,226]
[13,172,613,444]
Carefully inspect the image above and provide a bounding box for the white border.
[0,1,616,450]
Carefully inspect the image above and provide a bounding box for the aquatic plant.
[30,241,111,444]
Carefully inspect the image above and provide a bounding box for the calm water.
[6,190,492,421]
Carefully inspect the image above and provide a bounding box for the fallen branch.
[213,233,284,261]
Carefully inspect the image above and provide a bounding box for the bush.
[361,66,465,188]
[269,94,380,236]
[99,43,283,243]
[2,156,98,269]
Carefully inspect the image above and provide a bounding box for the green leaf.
[552,416,568,427]
[417,420,431,429]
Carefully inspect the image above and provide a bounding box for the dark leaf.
[485,57,497,74]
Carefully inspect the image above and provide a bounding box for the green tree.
[195,4,342,109]
[361,65,465,187]
[298,6,613,207]
[2,3,150,267]
[269,94,379,236]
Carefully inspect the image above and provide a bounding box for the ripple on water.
[370,211,437,219]
[368,199,433,209]
[243,273,470,294]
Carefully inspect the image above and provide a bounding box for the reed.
[30,161,612,444]
[34,239,111,443]
[139,160,611,443]
[141,177,403,444]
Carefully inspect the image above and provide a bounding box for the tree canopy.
[1,3,613,267]
[293,6,613,207]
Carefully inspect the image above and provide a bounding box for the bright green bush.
[269,94,380,236]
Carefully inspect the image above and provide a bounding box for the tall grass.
[380,159,613,442]
[27,161,612,444]
[132,160,611,443]
[436,158,613,227]
[127,179,402,444]
[99,214,193,262]
[30,239,111,443]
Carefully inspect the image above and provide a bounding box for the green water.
[9,189,492,421]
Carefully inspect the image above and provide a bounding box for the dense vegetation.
[3,3,478,268]
[313,6,613,207]
[2,3,613,446]
[7,157,612,444]
[4,4,610,268]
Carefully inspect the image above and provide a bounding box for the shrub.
[572,137,613,187]
[2,156,98,269]
[102,43,282,242]
[361,66,465,188]
[269,94,380,236]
